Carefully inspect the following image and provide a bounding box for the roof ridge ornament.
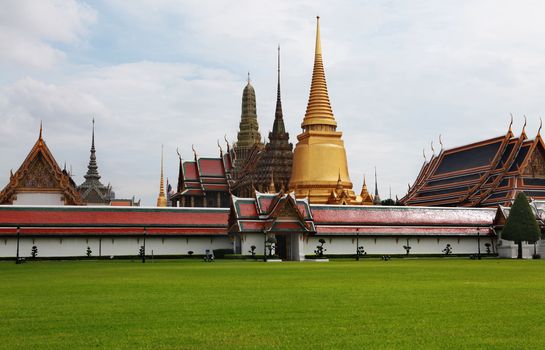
[39,120,43,140]
[538,117,542,137]
[191,144,197,159]
[439,134,444,150]
[522,115,527,135]
[509,113,514,133]
[423,148,427,162]
[430,140,435,156]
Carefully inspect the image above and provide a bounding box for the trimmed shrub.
[502,192,540,259]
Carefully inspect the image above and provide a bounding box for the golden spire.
[301,16,336,129]
[157,145,167,207]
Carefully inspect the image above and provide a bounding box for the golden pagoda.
[289,17,356,204]
[156,145,167,207]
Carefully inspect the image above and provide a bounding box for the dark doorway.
[276,234,287,260]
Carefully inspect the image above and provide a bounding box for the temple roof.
[173,147,233,198]
[402,126,545,207]
[229,191,314,233]
[0,205,228,236]
[0,125,83,205]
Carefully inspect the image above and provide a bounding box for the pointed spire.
[301,16,336,129]
[271,46,286,136]
[538,117,543,136]
[83,118,101,182]
[39,120,43,140]
[247,72,251,84]
[157,145,167,207]
[373,167,381,205]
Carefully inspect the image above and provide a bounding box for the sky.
[1,0,545,205]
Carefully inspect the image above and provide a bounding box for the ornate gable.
[0,128,83,205]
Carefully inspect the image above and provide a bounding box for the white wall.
[0,236,233,258]
[303,236,496,256]
[13,192,64,205]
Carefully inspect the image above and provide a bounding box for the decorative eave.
[0,130,83,205]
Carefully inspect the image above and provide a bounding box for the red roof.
[311,205,495,226]
[0,206,228,234]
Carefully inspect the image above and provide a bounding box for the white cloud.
[1,0,545,204]
[0,0,96,69]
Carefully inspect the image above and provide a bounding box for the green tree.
[502,192,541,259]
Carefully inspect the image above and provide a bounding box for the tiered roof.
[172,147,233,199]
[402,124,545,207]
[229,191,315,234]
[0,125,83,205]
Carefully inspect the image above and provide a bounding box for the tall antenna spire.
[83,118,101,182]
[272,45,286,135]
[157,145,167,207]
[301,16,336,129]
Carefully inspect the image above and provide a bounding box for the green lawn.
[1,259,544,349]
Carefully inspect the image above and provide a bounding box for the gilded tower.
[290,17,356,203]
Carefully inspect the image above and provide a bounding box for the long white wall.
[0,236,233,258]
[303,236,497,256]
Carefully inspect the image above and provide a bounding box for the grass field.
[1,259,545,349]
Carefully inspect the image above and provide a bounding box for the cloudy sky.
[1,0,545,205]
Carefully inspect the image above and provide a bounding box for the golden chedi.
[290,17,356,204]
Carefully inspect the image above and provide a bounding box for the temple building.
[169,146,233,208]
[78,120,114,205]
[289,17,357,204]
[402,120,545,207]
[0,125,83,205]
[231,48,294,195]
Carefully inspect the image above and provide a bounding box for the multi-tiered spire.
[250,46,293,193]
[301,16,336,130]
[289,17,355,204]
[78,119,113,204]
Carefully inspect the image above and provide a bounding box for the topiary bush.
[502,192,540,259]
[314,238,327,257]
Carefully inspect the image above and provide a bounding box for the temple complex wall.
[0,236,232,258]
[302,236,498,256]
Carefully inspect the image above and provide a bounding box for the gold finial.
[247,72,251,84]
[315,16,322,56]
[509,113,514,133]
[301,16,336,129]
[39,120,43,140]
[538,117,542,136]
[157,145,167,207]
